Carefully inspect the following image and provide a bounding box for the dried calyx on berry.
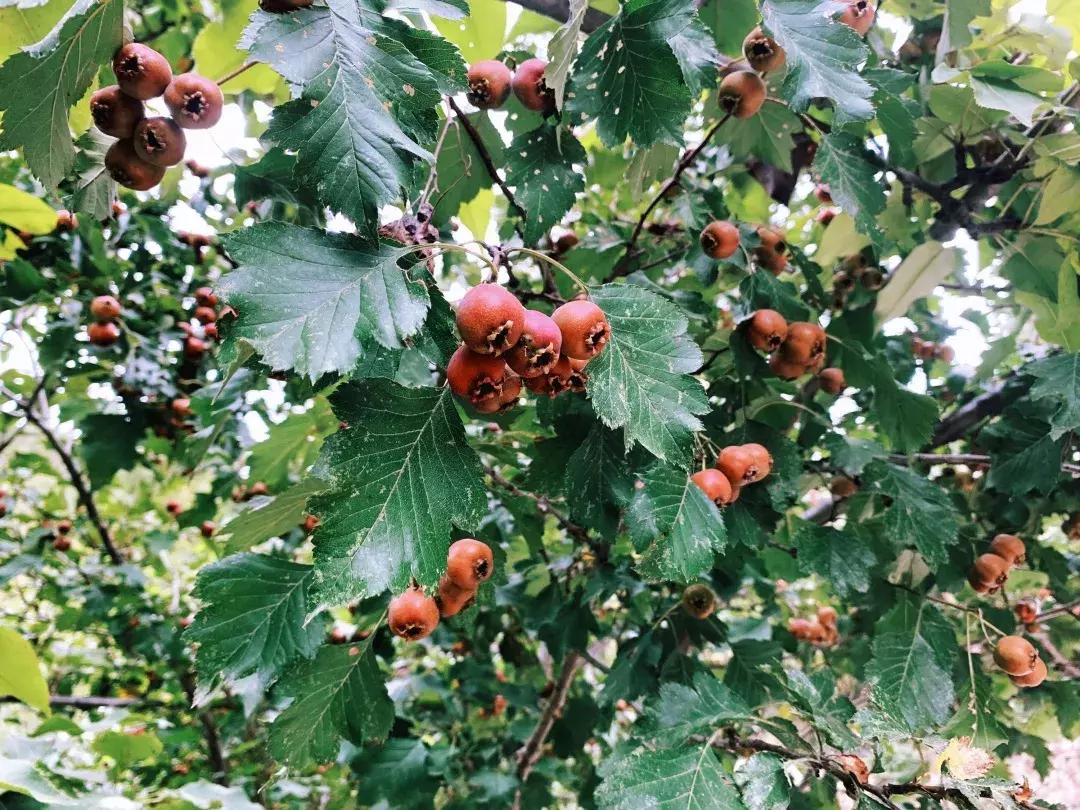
[466,60,513,109]
[552,299,610,361]
[700,220,740,260]
[447,345,507,406]
[456,284,525,355]
[505,309,562,378]
[742,27,785,73]
[682,583,717,619]
[838,0,876,35]
[754,226,788,274]
[90,86,144,138]
[716,443,772,487]
[105,139,166,191]
[113,43,173,100]
[746,309,788,352]
[718,71,767,119]
[164,73,224,129]
[134,117,187,167]
[388,588,440,641]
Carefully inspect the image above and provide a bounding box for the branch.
[498,0,610,32]
[1030,631,1080,678]
[485,464,591,545]
[182,671,230,785]
[928,380,1011,448]
[446,97,529,225]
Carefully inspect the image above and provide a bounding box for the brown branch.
[1037,599,1080,621]
[1030,631,1080,678]
[446,97,529,226]
[182,672,230,785]
[485,464,591,545]
[497,0,610,32]
[215,60,260,88]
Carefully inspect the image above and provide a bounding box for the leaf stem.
[216,61,260,87]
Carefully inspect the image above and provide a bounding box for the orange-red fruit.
[817,606,838,627]
[551,299,610,361]
[90,295,122,321]
[53,535,72,551]
[55,210,79,232]
[473,371,522,414]
[747,309,788,352]
[838,0,876,35]
[743,27,786,73]
[718,70,767,119]
[742,443,773,482]
[830,476,857,498]
[1010,657,1047,688]
[166,500,182,515]
[388,588,440,641]
[446,538,494,590]
[717,444,770,486]
[466,60,512,109]
[993,635,1038,676]
[105,139,166,190]
[780,322,826,365]
[171,397,192,416]
[969,553,1010,591]
[754,226,789,274]
[989,533,1025,566]
[682,583,717,619]
[134,117,187,167]
[200,520,215,538]
[691,468,735,507]
[700,220,740,260]
[769,354,805,380]
[566,357,589,393]
[505,309,562,378]
[88,321,121,346]
[447,344,507,405]
[164,73,224,129]
[819,367,845,394]
[195,306,218,324]
[113,43,173,100]
[90,86,145,138]
[524,357,574,397]
[1015,601,1038,624]
[184,336,208,358]
[56,519,72,535]
[512,58,555,114]
[195,287,218,307]
[437,576,476,618]
[456,284,525,356]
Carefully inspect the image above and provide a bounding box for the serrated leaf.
[736,754,790,810]
[875,241,964,322]
[309,380,486,604]
[866,596,957,733]
[248,400,336,491]
[221,478,329,555]
[0,759,75,804]
[546,0,588,111]
[0,0,123,189]
[505,123,585,243]
[597,744,745,809]
[188,554,325,692]
[648,671,752,745]
[68,129,115,220]
[234,148,320,210]
[79,413,143,487]
[1015,261,1080,352]
[92,729,163,766]
[791,519,876,597]
[761,0,875,124]
[585,284,708,463]
[431,0,504,63]
[1026,353,1080,439]
[986,419,1064,495]
[220,223,430,380]
[566,0,695,148]
[268,643,393,766]
[0,183,55,233]
[814,131,886,248]
[724,101,800,174]
[564,423,631,536]
[627,463,726,582]
[0,627,50,714]
[863,461,959,565]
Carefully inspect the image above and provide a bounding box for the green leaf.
[1026,353,1080,439]
[309,380,487,604]
[0,759,76,804]
[986,419,1065,495]
[234,148,320,209]
[822,433,885,476]
[791,519,876,597]
[0,626,50,714]
[193,0,280,96]
[813,131,886,248]
[432,0,505,63]
[863,461,960,565]
[761,0,875,124]
[627,464,726,582]
[269,642,393,767]
[78,413,143,488]
[875,241,964,322]
[248,400,336,491]
[504,123,585,244]
[736,754,790,810]
[564,423,632,536]
[863,355,939,452]
[188,554,325,692]
[431,110,503,222]
[0,0,73,62]
[649,672,752,745]
[0,0,123,189]
[1015,262,1080,352]
[597,744,746,809]
[946,0,991,48]
[220,223,431,380]
[68,129,116,221]
[586,284,709,463]
[566,0,695,148]
[92,729,163,767]
[866,596,957,733]
[546,0,589,111]
[723,101,800,174]
[724,640,782,706]
[221,478,329,555]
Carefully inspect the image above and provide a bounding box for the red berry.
[780,322,826,365]
[133,117,187,167]
[700,220,740,260]
[994,636,1038,676]
[473,370,522,414]
[447,345,507,406]
[445,538,494,589]
[838,0,876,35]
[818,367,846,394]
[746,309,788,352]
[690,468,735,506]
[55,210,79,232]
[505,309,562,378]
[456,285,526,356]
[466,60,512,109]
[90,295,122,321]
[512,58,555,114]
[718,71,766,119]
[754,226,789,274]
[388,588,440,641]
[90,86,145,138]
[87,321,121,346]
[1010,657,1047,688]
[194,306,217,324]
[194,287,218,307]
[200,520,215,538]
[437,576,476,618]
[105,139,166,191]
[184,336,208,358]
[743,27,786,73]
[989,533,1025,566]
[551,300,609,361]
[164,73,224,129]
[113,43,173,100]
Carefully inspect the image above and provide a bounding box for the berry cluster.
[388,538,495,641]
[87,294,123,346]
[49,518,73,552]
[967,533,1025,594]
[788,605,839,646]
[691,443,772,507]
[179,286,223,359]
[911,336,954,363]
[448,285,609,412]
[744,309,846,390]
[831,254,884,310]
[466,57,555,115]
[994,635,1047,688]
[92,43,222,191]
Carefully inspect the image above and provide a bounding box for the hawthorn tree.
[1,0,1079,807]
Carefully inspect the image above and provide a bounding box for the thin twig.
[446,97,529,226]
[419,112,454,208]
[215,60,260,87]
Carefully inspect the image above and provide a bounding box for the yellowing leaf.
[875,241,963,323]
[0,627,50,714]
[457,186,493,240]
[813,212,871,267]
[0,182,55,234]
[932,737,994,780]
[433,0,506,63]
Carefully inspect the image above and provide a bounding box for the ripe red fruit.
[512,58,555,114]
[700,220,740,259]
[473,371,522,414]
[447,344,507,405]
[53,535,72,551]
[838,0,876,35]
[716,445,766,486]
[830,476,857,498]
[743,27,785,73]
[818,367,845,394]
[171,398,192,417]
[747,309,788,352]
[113,43,173,100]
[780,322,826,365]
[814,184,833,203]
[105,139,166,190]
[446,538,494,590]
[302,514,320,533]
[754,226,789,274]
[437,576,476,618]
[505,309,562,378]
[718,70,767,119]
[56,519,72,535]
[1015,601,1038,624]
[133,117,187,167]
[816,208,837,226]
[55,210,79,232]
[164,73,224,129]
[200,520,216,538]
[565,357,589,393]
[88,321,121,346]
[551,300,610,361]
[524,357,574,397]
[258,0,313,10]
[769,354,805,380]
[388,588,440,641]
[994,636,1038,676]
[203,323,219,340]
[742,443,773,482]
[681,583,717,619]
[935,344,955,363]
[184,336,208,358]
[248,481,269,497]
[1010,657,1047,688]
[466,60,513,109]
[691,468,735,507]
[969,553,1010,592]
[90,295,122,321]
[90,86,145,138]
[165,500,182,515]
[817,606,838,627]
[194,306,217,324]
[456,284,526,356]
[989,533,1026,566]
[194,287,218,307]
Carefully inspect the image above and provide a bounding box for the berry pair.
[690,443,773,507]
[911,336,954,363]
[788,606,839,646]
[699,222,787,277]
[994,635,1046,688]
[93,43,222,191]
[968,533,1025,594]
[466,58,554,114]
[448,285,610,412]
[831,254,884,309]
[388,538,495,641]
[87,294,123,346]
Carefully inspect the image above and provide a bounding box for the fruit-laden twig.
[609,112,733,281]
[0,381,123,565]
